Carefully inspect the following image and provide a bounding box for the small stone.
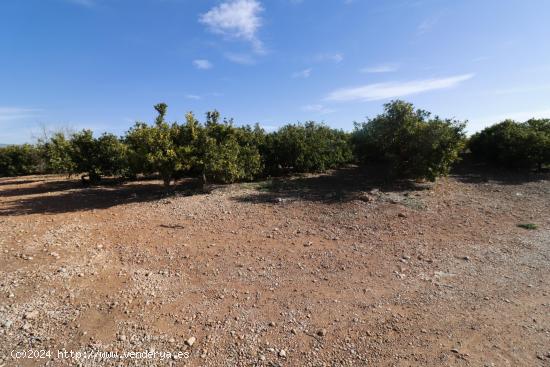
[168,338,175,344]
[278,349,286,358]
[304,242,313,247]
[118,335,127,342]
[259,355,266,361]
[290,328,297,335]
[451,348,459,354]
[269,321,276,327]
[186,336,196,347]
[398,213,407,218]
[2,320,12,329]
[24,311,39,320]
[317,329,327,337]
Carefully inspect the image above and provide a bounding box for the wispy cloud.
[183,92,223,100]
[466,108,550,133]
[185,94,202,100]
[292,68,312,78]
[326,74,474,102]
[301,104,335,114]
[493,85,550,95]
[199,0,264,53]
[193,59,213,70]
[360,63,399,73]
[472,56,490,63]
[417,16,440,36]
[476,109,550,126]
[224,52,256,65]
[315,53,344,64]
[65,0,95,7]
[0,107,40,121]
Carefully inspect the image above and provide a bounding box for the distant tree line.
[1,100,548,184]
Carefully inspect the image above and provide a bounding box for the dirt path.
[1,170,549,366]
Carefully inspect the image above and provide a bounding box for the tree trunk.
[200,170,207,192]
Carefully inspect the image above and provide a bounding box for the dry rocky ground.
[0,167,549,366]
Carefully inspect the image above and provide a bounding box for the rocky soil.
[0,168,549,366]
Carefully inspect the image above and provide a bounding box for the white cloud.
[417,17,439,35]
[185,94,202,100]
[199,0,264,53]
[315,53,343,63]
[326,74,474,102]
[66,0,95,7]
[475,109,550,127]
[224,52,256,65]
[493,85,550,95]
[193,59,213,70]
[260,124,278,132]
[292,68,312,78]
[301,104,335,114]
[0,107,39,121]
[360,63,399,73]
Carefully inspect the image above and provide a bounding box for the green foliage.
[0,144,41,177]
[469,119,550,170]
[4,100,546,188]
[70,130,127,183]
[192,111,264,184]
[517,223,538,230]
[263,122,353,175]
[352,100,466,181]
[125,104,191,186]
[95,133,128,177]
[40,132,76,174]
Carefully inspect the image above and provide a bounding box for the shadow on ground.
[452,162,550,185]
[233,165,433,204]
[0,178,45,187]
[0,180,82,198]
[0,179,203,216]
[2,164,546,215]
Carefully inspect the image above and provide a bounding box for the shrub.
[39,132,76,174]
[192,111,264,184]
[70,130,127,183]
[525,119,550,171]
[0,144,42,177]
[125,103,190,186]
[263,122,353,175]
[469,119,550,170]
[352,100,466,181]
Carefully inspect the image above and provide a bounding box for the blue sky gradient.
[1,0,550,143]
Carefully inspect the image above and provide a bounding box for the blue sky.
[1,0,550,143]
